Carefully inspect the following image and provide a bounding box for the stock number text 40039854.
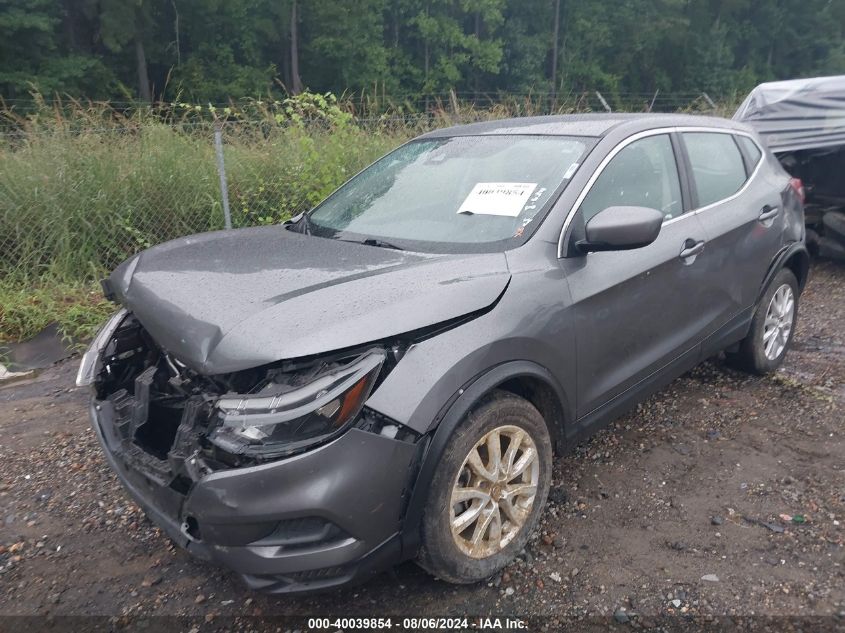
[307,617,530,630]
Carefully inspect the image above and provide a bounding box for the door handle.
[679,239,705,260]
[758,205,780,222]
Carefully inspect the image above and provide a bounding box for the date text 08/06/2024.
[307,617,529,630]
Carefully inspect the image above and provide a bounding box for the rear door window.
[682,132,747,207]
[580,134,683,222]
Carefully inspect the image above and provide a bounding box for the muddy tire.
[726,268,799,375]
[417,391,552,584]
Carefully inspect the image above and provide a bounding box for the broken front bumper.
[90,398,420,593]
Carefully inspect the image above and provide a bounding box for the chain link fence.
[0,94,731,284]
[0,117,412,282]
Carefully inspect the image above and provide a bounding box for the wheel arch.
[783,247,810,292]
[760,242,809,301]
[496,375,567,450]
[399,360,570,558]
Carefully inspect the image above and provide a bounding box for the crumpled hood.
[109,225,510,374]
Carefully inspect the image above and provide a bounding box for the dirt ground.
[1,261,843,628]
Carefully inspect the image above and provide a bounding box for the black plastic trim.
[674,131,700,209]
[760,241,810,300]
[669,132,694,214]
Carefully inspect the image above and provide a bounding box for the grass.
[0,118,408,281]
[0,280,113,345]
[0,93,732,343]
[0,98,413,341]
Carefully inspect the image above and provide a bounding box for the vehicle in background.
[78,113,807,594]
[735,75,845,260]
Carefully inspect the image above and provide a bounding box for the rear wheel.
[417,391,552,584]
[726,268,799,374]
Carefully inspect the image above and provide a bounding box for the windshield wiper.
[340,237,403,251]
[362,238,402,250]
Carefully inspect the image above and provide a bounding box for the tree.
[291,0,302,94]
[96,0,158,102]
[300,0,389,93]
[551,0,560,98]
[164,0,279,101]
[498,0,554,95]
[2,0,844,106]
[405,0,505,95]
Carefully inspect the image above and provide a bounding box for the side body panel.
[365,241,577,437]
[561,213,712,418]
[681,133,788,344]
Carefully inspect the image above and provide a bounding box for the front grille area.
[104,373,212,489]
[94,314,228,488]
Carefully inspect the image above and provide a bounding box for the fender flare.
[759,241,809,302]
[398,360,570,558]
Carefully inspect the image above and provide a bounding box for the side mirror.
[577,206,664,253]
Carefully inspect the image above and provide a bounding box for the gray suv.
[78,114,807,593]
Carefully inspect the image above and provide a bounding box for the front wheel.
[727,268,799,374]
[417,391,552,584]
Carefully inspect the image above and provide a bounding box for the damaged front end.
[80,311,424,592]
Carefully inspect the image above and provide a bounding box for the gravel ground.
[0,261,843,627]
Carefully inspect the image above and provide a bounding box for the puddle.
[793,336,845,355]
[0,323,77,373]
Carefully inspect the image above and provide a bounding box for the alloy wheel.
[449,425,539,559]
[763,283,795,361]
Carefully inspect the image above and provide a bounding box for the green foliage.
[302,0,391,91]
[227,125,393,227]
[499,0,554,93]
[0,0,65,96]
[0,95,409,342]
[409,0,505,92]
[2,0,844,344]
[166,0,285,100]
[276,91,353,126]
[0,281,114,344]
[2,0,842,104]
[0,99,408,287]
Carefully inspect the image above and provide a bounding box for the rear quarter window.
[682,132,747,207]
[736,134,763,169]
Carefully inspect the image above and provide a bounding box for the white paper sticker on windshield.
[457,182,537,217]
[563,162,579,179]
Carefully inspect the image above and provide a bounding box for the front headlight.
[75,309,129,387]
[208,349,385,459]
